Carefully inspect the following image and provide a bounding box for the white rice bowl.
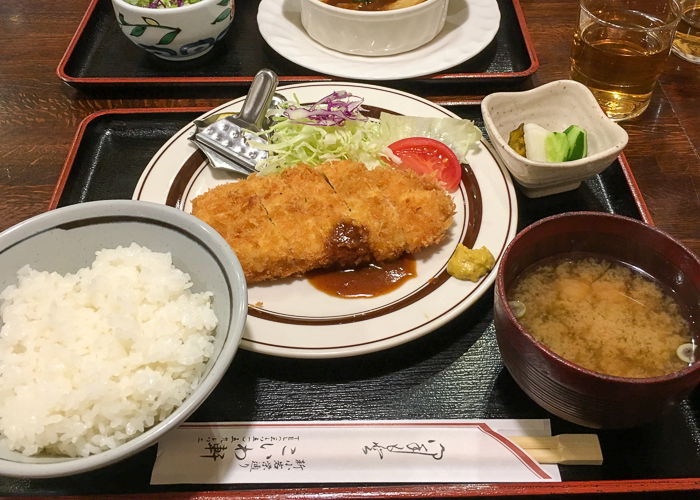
[0,243,218,458]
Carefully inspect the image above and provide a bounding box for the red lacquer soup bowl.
[494,212,700,429]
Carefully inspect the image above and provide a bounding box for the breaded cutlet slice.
[319,160,407,262]
[246,164,352,275]
[191,162,455,283]
[367,164,455,254]
[191,180,295,282]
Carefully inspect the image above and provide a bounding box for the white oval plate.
[134,82,518,358]
[256,0,501,80]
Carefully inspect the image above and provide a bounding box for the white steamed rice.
[0,243,218,457]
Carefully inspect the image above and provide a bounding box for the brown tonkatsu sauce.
[325,220,372,267]
[308,255,417,298]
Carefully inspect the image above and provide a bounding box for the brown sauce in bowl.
[321,0,427,11]
[308,256,416,298]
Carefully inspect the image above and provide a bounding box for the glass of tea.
[570,0,681,121]
[673,0,700,63]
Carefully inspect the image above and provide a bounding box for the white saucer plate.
[256,0,501,80]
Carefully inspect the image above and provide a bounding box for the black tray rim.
[56,0,540,87]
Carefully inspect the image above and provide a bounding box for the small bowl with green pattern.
[110,0,234,61]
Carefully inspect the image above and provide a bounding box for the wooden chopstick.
[507,434,603,465]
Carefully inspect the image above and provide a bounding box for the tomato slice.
[387,137,462,192]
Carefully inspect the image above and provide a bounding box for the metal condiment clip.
[190,68,279,176]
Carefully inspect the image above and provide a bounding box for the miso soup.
[510,254,693,378]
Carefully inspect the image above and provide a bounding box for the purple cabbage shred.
[283,91,368,127]
[147,0,187,7]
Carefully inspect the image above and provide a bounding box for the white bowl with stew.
[300,0,449,56]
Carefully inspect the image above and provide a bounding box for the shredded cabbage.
[254,119,384,175]
[253,93,482,175]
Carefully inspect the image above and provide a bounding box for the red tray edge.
[39,477,700,499]
[55,0,539,86]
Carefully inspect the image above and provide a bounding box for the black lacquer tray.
[57,0,538,90]
[5,106,700,499]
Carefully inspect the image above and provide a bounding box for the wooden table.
[0,0,698,254]
[0,0,699,498]
[0,0,698,253]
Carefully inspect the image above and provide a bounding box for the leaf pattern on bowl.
[213,0,233,24]
[118,13,181,45]
[117,1,231,46]
[212,7,231,24]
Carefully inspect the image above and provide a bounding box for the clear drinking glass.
[672,0,700,63]
[570,0,681,121]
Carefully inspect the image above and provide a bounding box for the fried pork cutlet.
[319,161,407,262]
[191,161,455,283]
[246,164,353,277]
[190,180,292,281]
